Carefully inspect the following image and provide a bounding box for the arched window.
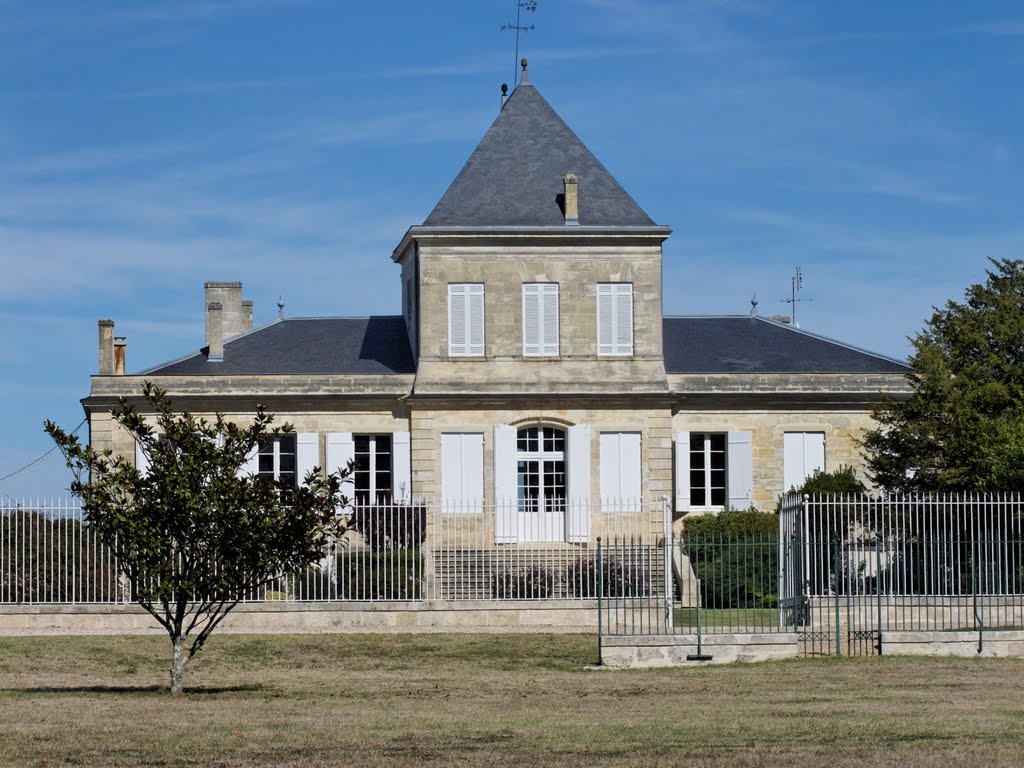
[516,426,566,513]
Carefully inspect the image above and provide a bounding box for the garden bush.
[493,565,556,599]
[683,508,778,609]
[349,504,426,551]
[563,555,648,598]
[337,548,423,600]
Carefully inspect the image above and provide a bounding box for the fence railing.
[0,497,663,605]
[778,493,1024,649]
[599,530,786,637]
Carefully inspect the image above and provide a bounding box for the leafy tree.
[863,258,1024,492]
[45,383,350,694]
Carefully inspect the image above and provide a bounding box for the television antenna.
[781,266,811,327]
[502,1,537,88]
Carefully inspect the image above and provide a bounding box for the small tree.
[863,258,1024,492]
[45,383,350,694]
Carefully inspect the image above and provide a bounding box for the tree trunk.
[170,636,189,695]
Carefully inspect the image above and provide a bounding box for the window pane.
[692,488,706,507]
[690,449,705,470]
[258,454,274,474]
[711,487,726,507]
[710,433,726,452]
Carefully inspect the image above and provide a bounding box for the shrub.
[0,510,119,603]
[337,548,423,600]
[683,508,779,609]
[563,555,649,598]
[493,565,556,599]
[349,504,426,551]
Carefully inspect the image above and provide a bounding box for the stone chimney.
[204,281,251,354]
[98,320,115,375]
[563,173,579,225]
[113,336,127,375]
[207,302,224,361]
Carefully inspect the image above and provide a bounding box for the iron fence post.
[663,496,673,631]
[596,536,603,666]
[876,531,883,655]
[834,539,841,657]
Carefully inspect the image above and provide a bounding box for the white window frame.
[353,433,393,505]
[689,432,727,510]
[522,283,559,357]
[597,283,633,356]
[448,283,485,357]
[258,434,298,486]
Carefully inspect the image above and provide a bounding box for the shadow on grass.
[2,683,267,696]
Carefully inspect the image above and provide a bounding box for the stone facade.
[80,69,912,539]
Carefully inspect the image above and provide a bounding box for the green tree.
[863,258,1024,491]
[45,383,350,694]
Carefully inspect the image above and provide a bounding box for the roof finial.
[750,293,759,317]
[500,82,509,110]
[277,296,285,320]
[520,57,530,85]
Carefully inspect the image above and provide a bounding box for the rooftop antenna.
[502,0,537,88]
[277,296,285,320]
[780,266,811,327]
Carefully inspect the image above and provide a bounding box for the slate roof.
[663,316,911,375]
[423,80,657,228]
[141,317,415,376]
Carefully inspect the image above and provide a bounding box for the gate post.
[596,537,603,666]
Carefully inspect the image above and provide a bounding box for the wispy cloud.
[966,20,1024,37]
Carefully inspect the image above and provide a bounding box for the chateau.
[83,62,910,545]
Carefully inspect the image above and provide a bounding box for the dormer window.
[448,283,485,357]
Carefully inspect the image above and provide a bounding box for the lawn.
[1,633,1023,767]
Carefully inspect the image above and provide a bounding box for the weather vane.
[502,1,537,88]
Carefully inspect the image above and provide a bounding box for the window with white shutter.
[522,283,559,356]
[783,432,826,492]
[441,433,484,513]
[448,283,485,357]
[597,283,633,356]
[599,432,641,512]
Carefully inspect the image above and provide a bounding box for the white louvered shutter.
[296,432,319,485]
[391,432,411,503]
[542,284,559,355]
[467,283,485,356]
[614,283,633,355]
[566,424,592,543]
[523,284,540,356]
[727,431,753,510]
[448,285,467,356]
[597,284,614,355]
[675,431,691,512]
[135,439,151,476]
[523,283,559,357]
[493,425,517,543]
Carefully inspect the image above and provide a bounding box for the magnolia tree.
[46,383,350,694]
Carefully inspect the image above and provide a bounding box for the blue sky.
[2,0,1023,497]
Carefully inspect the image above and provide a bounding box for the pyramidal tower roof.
[423,64,657,228]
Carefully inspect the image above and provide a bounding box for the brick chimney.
[98,320,115,375]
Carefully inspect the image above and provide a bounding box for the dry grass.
[1,633,1023,766]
